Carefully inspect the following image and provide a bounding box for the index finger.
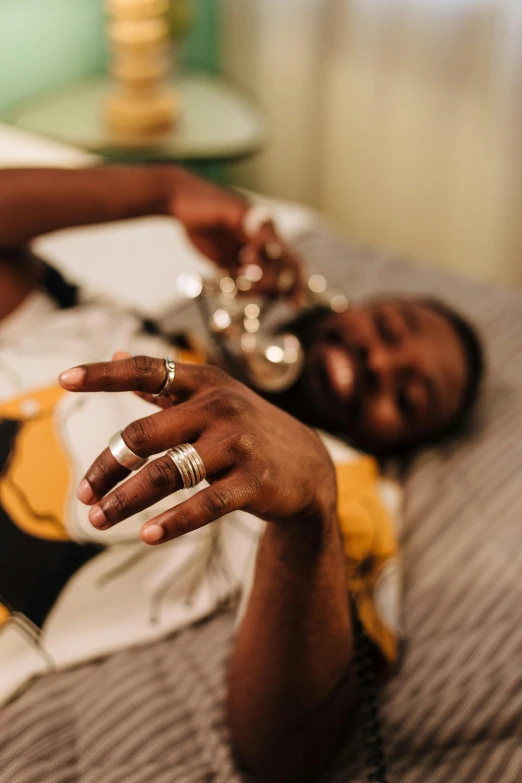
[59,355,226,397]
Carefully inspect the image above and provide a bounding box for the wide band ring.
[108,431,148,471]
[167,443,207,490]
[153,357,176,398]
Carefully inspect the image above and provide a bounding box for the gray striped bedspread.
[1,231,521,783]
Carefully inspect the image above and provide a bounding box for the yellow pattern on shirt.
[0,386,71,541]
[336,458,399,664]
[0,604,10,629]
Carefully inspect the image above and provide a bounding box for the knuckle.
[97,362,115,392]
[204,387,225,408]
[250,461,271,490]
[231,431,255,460]
[123,419,151,453]
[212,389,249,419]
[196,365,230,392]
[206,365,229,386]
[87,450,117,488]
[202,487,230,518]
[146,457,177,490]
[221,433,240,463]
[111,489,128,514]
[244,471,264,498]
[133,355,157,375]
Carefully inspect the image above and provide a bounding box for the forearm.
[0,165,178,247]
[228,511,354,783]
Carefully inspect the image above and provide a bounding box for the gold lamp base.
[105,0,178,144]
[106,90,179,135]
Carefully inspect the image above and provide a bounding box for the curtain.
[219,0,522,288]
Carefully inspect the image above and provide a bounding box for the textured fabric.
[0,285,401,702]
[1,230,522,782]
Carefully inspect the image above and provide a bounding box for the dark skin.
[59,356,353,783]
[0,166,470,781]
[0,166,467,455]
[296,301,467,455]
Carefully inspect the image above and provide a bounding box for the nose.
[364,341,416,393]
[366,345,394,391]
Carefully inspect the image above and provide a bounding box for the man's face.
[302,300,468,454]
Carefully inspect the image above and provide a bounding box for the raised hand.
[59,355,336,545]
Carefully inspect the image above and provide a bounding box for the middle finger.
[81,401,209,504]
[88,435,233,531]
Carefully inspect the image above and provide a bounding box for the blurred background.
[1,0,521,287]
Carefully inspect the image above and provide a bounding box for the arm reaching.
[59,356,356,782]
[0,166,302,296]
[0,166,243,249]
[228,512,354,783]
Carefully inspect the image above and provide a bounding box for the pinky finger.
[140,477,248,545]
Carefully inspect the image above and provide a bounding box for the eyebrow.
[400,305,421,334]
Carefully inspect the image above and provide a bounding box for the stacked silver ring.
[167,443,207,490]
[153,358,176,398]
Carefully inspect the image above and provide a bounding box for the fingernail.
[89,506,107,530]
[59,367,86,389]
[77,479,95,505]
[142,524,164,544]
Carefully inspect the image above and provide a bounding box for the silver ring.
[153,358,176,398]
[167,443,207,490]
[108,431,148,471]
[177,443,206,484]
[168,448,192,489]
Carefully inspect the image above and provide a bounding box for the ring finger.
[88,434,234,532]
[80,401,210,504]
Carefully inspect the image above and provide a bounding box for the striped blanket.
[1,230,521,783]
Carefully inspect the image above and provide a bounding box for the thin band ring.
[174,445,198,486]
[176,443,205,484]
[169,449,192,489]
[108,431,148,471]
[167,443,207,490]
[170,445,204,488]
[153,358,176,398]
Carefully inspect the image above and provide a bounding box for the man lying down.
[0,167,483,782]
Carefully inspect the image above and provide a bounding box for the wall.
[221,0,522,288]
[0,0,218,117]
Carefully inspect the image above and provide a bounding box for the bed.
[0,128,521,783]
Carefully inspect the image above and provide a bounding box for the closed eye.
[373,311,401,346]
[397,377,432,423]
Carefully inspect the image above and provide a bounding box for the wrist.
[264,506,341,574]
